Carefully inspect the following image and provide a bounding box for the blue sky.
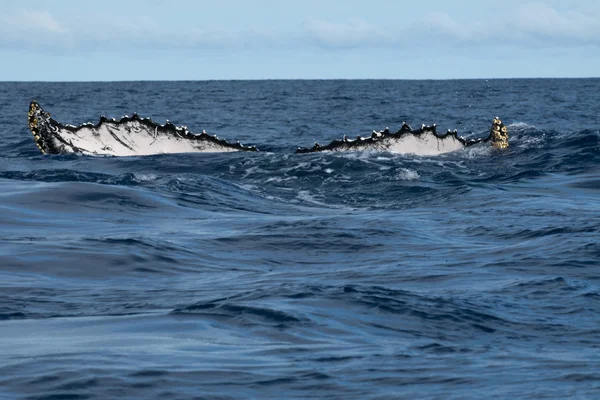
[1,0,599,80]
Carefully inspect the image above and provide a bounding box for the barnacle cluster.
[491,117,509,149]
[28,100,45,153]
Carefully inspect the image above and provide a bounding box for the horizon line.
[1,76,599,83]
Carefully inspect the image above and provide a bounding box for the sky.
[1,0,599,81]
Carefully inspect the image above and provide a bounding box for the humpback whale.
[296,119,509,154]
[27,101,258,156]
[27,101,508,156]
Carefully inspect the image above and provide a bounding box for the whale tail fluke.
[28,100,509,156]
[490,117,509,149]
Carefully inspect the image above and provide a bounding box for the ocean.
[0,79,599,399]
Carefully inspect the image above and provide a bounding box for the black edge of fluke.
[27,100,259,155]
[296,119,509,154]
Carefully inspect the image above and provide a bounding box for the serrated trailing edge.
[296,121,503,154]
[28,100,258,155]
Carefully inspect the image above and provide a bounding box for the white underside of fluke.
[52,121,241,156]
[327,132,467,156]
[383,133,466,156]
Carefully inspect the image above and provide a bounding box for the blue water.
[0,79,599,399]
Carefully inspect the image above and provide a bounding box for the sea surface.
[0,79,599,399]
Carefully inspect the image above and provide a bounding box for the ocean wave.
[3,80,600,399]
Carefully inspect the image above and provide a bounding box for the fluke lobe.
[27,100,258,156]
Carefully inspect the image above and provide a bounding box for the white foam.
[265,176,298,183]
[509,122,536,129]
[461,143,492,159]
[295,190,355,210]
[517,133,546,148]
[395,168,420,181]
[296,190,328,207]
[133,173,158,182]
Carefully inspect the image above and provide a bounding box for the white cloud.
[424,12,474,42]
[516,3,600,41]
[0,8,280,51]
[422,3,600,48]
[1,3,599,53]
[0,9,69,47]
[303,3,600,51]
[15,9,68,33]
[304,18,393,49]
